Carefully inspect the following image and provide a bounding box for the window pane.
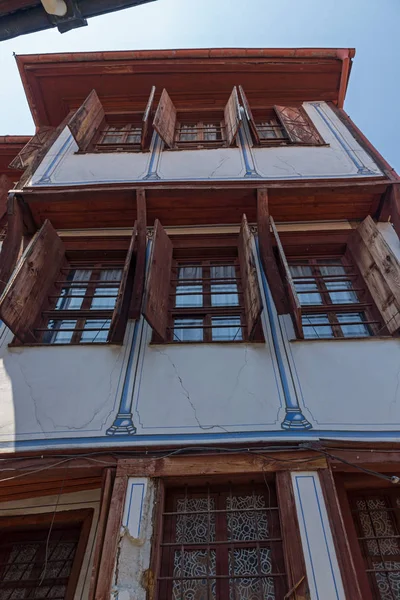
[290,265,322,305]
[91,269,122,310]
[126,127,141,144]
[43,320,77,344]
[81,320,111,343]
[302,314,334,339]
[204,123,221,141]
[179,124,197,141]
[211,265,239,306]
[319,262,358,304]
[337,313,370,338]
[175,265,203,308]
[257,120,285,140]
[102,126,125,144]
[212,317,242,341]
[56,269,92,310]
[173,318,203,342]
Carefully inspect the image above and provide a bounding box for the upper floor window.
[95,123,142,151]
[252,108,288,142]
[175,117,225,148]
[289,257,376,339]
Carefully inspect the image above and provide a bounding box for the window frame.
[174,116,226,149]
[94,122,143,153]
[0,508,93,600]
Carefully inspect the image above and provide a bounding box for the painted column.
[291,471,346,600]
[112,477,155,600]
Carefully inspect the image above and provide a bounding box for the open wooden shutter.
[108,223,137,344]
[239,86,260,145]
[130,189,147,319]
[0,175,12,223]
[141,86,156,150]
[348,215,400,334]
[142,219,173,340]
[224,87,242,146]
[270,216,303,338]
[274,106,324,145]
[153,89,177,149]
[257,190,287,314]
[238,214,262,340]
[68,90,105,152]
[9,127,55,171]
[0,219,65,343]
[0,195,24,295]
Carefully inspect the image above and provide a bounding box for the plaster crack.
[16,359,46,434]
[273,156,302,177]
[209,157,229,178]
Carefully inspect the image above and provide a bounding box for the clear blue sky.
[0,0,399,171]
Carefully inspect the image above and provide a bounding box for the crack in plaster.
[16,359,46,434]
[273,156,303,177]
[209,156,229,178]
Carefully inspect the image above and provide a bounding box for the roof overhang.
[15,47,355,128]
[0,136,31,179]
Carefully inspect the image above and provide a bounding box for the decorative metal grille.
[159,483,287,599]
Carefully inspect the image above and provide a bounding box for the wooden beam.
[319,468,364,600]
[95,475,127,600]
[257,188,287,314]
[0,175,12,223]
[89,469,114,600]
[0,194,23,295]
[379,182,400,240]
[116,451,327,478]
[130,188,147,319]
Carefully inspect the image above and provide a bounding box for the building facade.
[0,47,399,600]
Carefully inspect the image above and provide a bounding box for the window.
[288,257,378,339]
[175,117,225,148]
[158,483,287,599]
[252,109,288,143]
[170,258,244,342]
[349,490,400,600]
[0,510,92,600]
[95,123,142,151]
[41,261,123,344]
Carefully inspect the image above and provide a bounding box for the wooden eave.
[0,135,31,180]
[15,48,355,128]
[20,177,390,230]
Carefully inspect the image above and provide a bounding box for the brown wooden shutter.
[257,190,287,314]
[0,219,65,343]
[0,195,23,296]
[274,106,324,145]
[141,86,156,150]
[108,223,137,344]
[142,219,173,340]
[224,86,242,146]
[270,216,304,338]
[68,90,105,152]
[348,215,400,334]
[239,85,260,145]
[152,89,177,149]
[130,189,147,319]
[238,214,262,340]
[0,175,12,222]
[9,127,55,171]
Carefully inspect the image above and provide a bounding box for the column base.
[281,410,312,430]
[106,414,137,436]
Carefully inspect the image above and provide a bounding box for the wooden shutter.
[152,89,177,149]
[238,214,262,340]
[257,190,287,314]
[0,195,23,295]
[130,189,147,319]
[270,216,303,338]
[68,90,105,152]
[0,219,65,343]
[239,85,260,145]
[274,106,324,145]
[142,219,173,340]
[9,127,55,171]
[141,86,156,150]
[224,86,242,146]
[0,175,12,222]
[108,223,137,344]
[348,215,400,334]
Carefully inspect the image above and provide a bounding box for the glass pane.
[211,265,239,306]
[179,124,197,141]
[204,123,220,141]
[175,265,203,308]
[302,314,334,339]
[229,548,276,600]
[126,127,141,144]
[56,269,92,310]
[173,550,216,600]
[173,318,203,342]
[289,265,322,305]
[43,320,77,344]
[211,317,242,341]
[81,320,111,343]
[102,126,125,144]
[176,497,216,543]
[91,269,122,310]
[227,494,269,541]
[319,262,358,304]
[336,313,370,338]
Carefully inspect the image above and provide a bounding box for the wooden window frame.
[93,122,143,153]
[153,475,308,600]
[0,508,93,600]
[174,117,226,150]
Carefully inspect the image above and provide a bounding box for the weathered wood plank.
[130,189,147,319]
[0,194,23,295]
[68,90,105,152]
[224,86,241,146]
[153,89,176,148]
[141,86,156,150]
[238,85,260,144]
[274,105,324,145]
[238,213,262,339]
[89,469,114,600]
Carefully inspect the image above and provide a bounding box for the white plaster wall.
[29,102,382,187]
[0,488,101,600]
[378,221,400,262]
